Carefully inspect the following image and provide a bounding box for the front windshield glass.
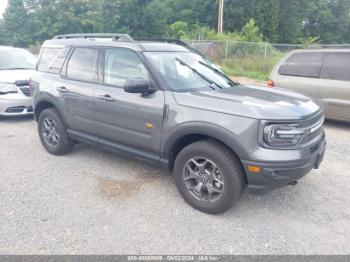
[145,51,233,92]
[0,48,36,70]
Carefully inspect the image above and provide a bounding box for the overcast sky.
[0,0,8,18]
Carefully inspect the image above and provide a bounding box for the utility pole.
[217,0,224,35]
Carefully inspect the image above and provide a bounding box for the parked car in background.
[0,46,36,117]
[32,34,326,214]
[269,49,350,122]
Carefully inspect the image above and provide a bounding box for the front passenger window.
[104,49,149,87]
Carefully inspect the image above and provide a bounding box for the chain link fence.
[187,40,350,80]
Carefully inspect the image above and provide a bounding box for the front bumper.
[0,95,33,116]
[242,137,326,195]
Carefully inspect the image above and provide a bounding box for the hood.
[173,85,323,120]
[0,69,36,84]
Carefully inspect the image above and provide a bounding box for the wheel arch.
[161,122,250,171]
[34,93,67,124]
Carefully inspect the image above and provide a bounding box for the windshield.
[0,48,36,70]
[145,51,234,92]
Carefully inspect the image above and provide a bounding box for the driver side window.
[104,49,149,88]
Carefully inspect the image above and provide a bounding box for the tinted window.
[104,49,149,87]
[278,52,324,78]
[320,53,350,81]
[67,48,98,82]
[38,48,70,73]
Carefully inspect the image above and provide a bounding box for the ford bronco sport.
[32,34,326,214]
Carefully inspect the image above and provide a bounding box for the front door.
[94,48,165,159]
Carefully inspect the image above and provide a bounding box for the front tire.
[38,108,74,155]
[174,140,245,214]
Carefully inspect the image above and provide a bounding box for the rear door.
[59,47,99,135]
[318,52,350,121]
[273,52,324,98]
[94,48,165,161]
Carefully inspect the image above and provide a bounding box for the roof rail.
[136,38,205,56]
[136,38,189,46]
[53,33,134,42]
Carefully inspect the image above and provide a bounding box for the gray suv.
[32,34,326,214]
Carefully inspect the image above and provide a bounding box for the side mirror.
[124,77,155,94]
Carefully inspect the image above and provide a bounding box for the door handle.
[57,86,68,93]
[98,94,115,102]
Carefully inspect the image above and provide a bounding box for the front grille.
[20,86,32,97]
[6,106,26,113]
[299,112,325,145]
[299,112,324,129]
[5,106,33,113]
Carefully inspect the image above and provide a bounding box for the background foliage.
[0,0,350,47]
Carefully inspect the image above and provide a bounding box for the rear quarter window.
[320,52,350,81]
[37,47,70,73]
[278,52,324,78]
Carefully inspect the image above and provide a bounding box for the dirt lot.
[0,116,350,255]
[231,76,266,86]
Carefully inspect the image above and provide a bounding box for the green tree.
[240,19,263,42]
[0,0,36,47]
[168,21,189,38]
[97,0,122,33]
[252,0,279,42]
[303,0,350,43]
[27,0,99,42]
[1,0,349,47]
[277,0,308,43]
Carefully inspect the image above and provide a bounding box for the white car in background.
[0,46,36,117]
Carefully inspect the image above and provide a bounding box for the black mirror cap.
[124,77,155,94]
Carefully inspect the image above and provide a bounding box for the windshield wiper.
[199,61,240,86]
[175,58,222,90]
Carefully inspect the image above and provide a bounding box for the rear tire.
[38,108,74,155]
[174,140,245,214]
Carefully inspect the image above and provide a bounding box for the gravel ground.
[0,116,350,255]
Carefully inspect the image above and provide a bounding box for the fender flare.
[161,122,250,161]
[34,92,67,124]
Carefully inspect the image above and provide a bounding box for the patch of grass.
[216,55,284,81]
[222,65,268,81]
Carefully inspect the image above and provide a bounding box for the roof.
[290,48,350,54]
[42,34,190,52]
[0,45,16,49]
[0,46,30,52]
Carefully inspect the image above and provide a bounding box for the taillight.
[267,79,274,87]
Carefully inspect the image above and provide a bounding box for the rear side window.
[66,48,98,83]
[38,48,69,73]
[320,53,350,81]
[278,52,324,78]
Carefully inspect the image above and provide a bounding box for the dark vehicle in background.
[32,34,326,214]
[269,49,350,122]
[0,46,36,117]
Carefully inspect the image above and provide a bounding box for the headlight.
[0,83,18,95]
[263,124,305,147]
